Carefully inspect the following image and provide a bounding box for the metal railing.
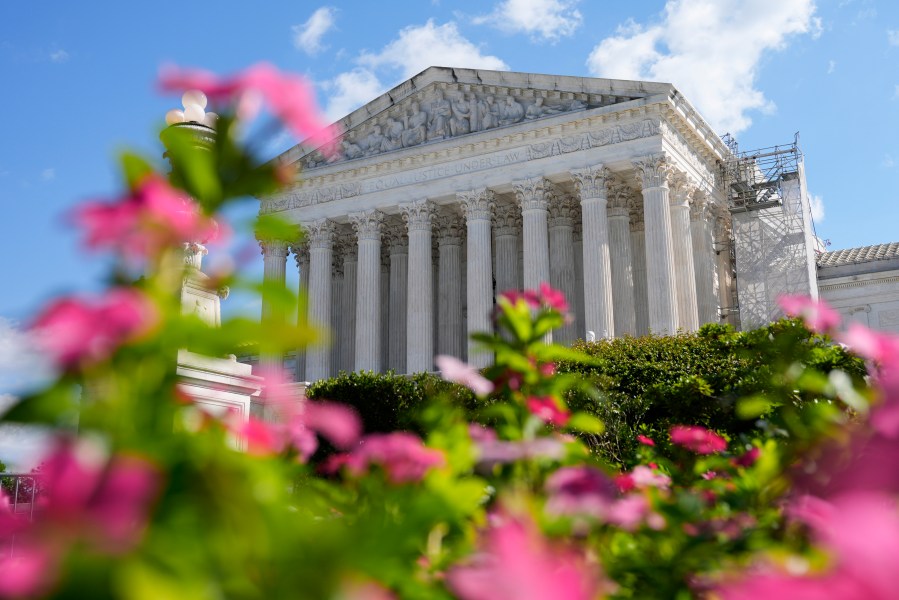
[0,474,42,556]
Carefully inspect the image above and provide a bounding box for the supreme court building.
[256,67,822,382]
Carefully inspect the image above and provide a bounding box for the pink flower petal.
[778,294,841,333]
[526,396,570,427]
[670,425,727,454]
[436,355,494,397]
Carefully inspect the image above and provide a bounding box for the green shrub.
[559,320,867,466]
[306,370,477,434]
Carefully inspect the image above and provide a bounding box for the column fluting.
[607,181,637,337]
[548,190,579,343]
[304,219,335,381]
[386,225,408,373]
[402,200,435,374]
[571,166,615,339]
[669,174,700,332]
[514,178,551,291]
[633,155,678,335]
[690,192,719,326]
[437,212,464,359]
[629,202,650,336]
[259,237,290,376]
[350,210,384,372]
[460,189,494,368]
[290,240,309,381]
[493,203,521,296]
[338,230,357,373]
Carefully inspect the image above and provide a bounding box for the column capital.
[690,190,712,221]
[384,224,409,255]
[349,209,385,241]
[436,212,465,246]
[513,178,548,212]
[548,192,578,228]
[459,188,495,222]
[607,180,633,217]
[492,203,521,237]
[305,219,336,250]
[632,154,672,189]
[258,238,290,258]
[570,165,611,200]
[400,200,435,232]
[669,172,696,209]
[337,229,358,261]
[289,240,309,268]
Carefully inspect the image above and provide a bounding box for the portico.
[260,67,736,379]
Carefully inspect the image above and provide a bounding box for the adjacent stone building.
[256,67,833,381]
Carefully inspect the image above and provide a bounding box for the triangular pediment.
[283,66,674,169]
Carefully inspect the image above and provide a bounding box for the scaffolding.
[721,134,819,330]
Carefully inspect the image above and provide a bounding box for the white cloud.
[292,7,337,55]
[41,168,55,181]
[889,30,899,46]
[809,193,825,222]
[359,20,508,79]
[827,59,836,74]
[0,319,52,395]
[883,154,895,168]
[474,0,583,42]
[321,20,509,122]
[49,49,69,63]
[322,68,385,122]
[586,0,820,134]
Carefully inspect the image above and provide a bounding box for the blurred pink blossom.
[75,175,220,260]
[637,434,655,447]
[337,433,444,484]
[159,63,336,154]
[447,516,608,600]
[526,396,570,427]
[538,282,569,314]
[31,288,158,370]
[436,355,495,397]
[670,425,727,454]
[734,446,760,468]
[545,466,617,519]
[605,495,653,531]
[474,437,568,466]
[0,545,56,598]
[778,294,841,334]
[629,465,671,489]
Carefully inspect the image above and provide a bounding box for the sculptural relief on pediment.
[299,84,642,169]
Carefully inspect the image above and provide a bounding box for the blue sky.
[0,0,897,374]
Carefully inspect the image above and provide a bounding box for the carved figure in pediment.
[450,93,472,136]
[568,98,587,111]
[428,89,452,140]
[524,96,561,120]
[499,96,525,126]
[478,95,500,131]
[362,125,385,156]
[341,133,363,160]
[382,117,404,152]
[402,101,428,148]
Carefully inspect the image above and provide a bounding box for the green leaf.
[566,412,605,434]
[119,151,155,188]
[737,395,773,419]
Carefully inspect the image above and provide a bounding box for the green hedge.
[306,370,477,435]
[306,321,867,467]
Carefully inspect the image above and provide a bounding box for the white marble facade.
[259,67,742,380]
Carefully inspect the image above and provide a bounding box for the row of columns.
[259,154,735,381]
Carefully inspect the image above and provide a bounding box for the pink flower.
[734,447,760,468]
[337,433,444,484]
[474,437,568,466]
[75,175,220,260]
[159,63,335,152]
[637,434,655,447]
[447,516,608,600]
[0,545,56,598]
[670,425,727,454]
[840,323,899,369]
[778,294,841,333]
[234,416,286,455]
[538,282,569,314]
[545,466,617,519]
[32,288,158,370]
[628,465,671,489]
[526,396,570,427]
[606,495,652,531]
[436,355,495,397]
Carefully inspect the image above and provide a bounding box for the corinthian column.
[258,237,290,376]
[571,166,614,339]
[385,224,408,373]
[338,230,357,373]
[714,212,735,327]
[669,174,700,332]
[629,202,650,336]
[305,219,335,381]
[402,200,435,374]
[493,203,521,296]
[290,240,309,381]
[436,212,464,359]
[514,178,551,291]
[607,181,636,337]
[460,189,494,368]
[572,221,585,338]
[350,210,384,372]
[547,189,579,343]
[690,192,718,326]
[633,155,678,335]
